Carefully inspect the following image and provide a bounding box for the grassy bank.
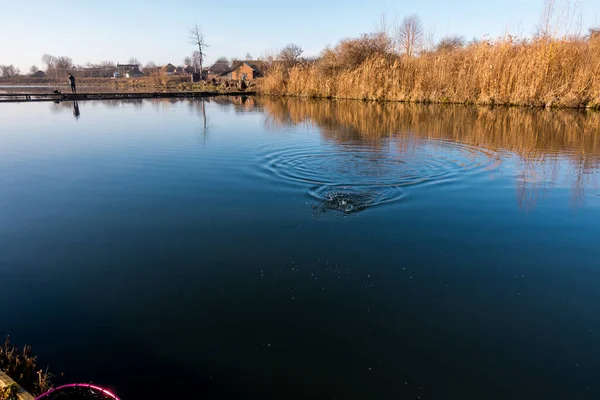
[260,35,600,109]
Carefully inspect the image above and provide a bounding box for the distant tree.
[191,51,203,71]
[535,0,582,39]
[396,14,424,56]
[143,61,157,75]
[183,56,192,65]
[189,23,208,73]
[436,35,466,52]
[128,57,141,66]
[0,65,20,77]
[29,65,40,74]
[216,56,229,63]
[55,56,73,70]
[41,54,56,71]
[245,53,253,60]
[95,61,117,69]
[278,43,303,66]
[318,33,392,73]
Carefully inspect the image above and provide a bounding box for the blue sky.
[1,0,599,71]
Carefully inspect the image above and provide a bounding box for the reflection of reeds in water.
[260,98,600,208]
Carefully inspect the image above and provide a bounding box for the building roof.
[126,68,144,76]
[117,63,139,68]
[208,62,231,75]
[161,63,177,71]
[232,60,265,73]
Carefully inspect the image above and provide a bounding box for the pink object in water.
[34,383,121,400]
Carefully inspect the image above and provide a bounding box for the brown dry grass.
[260,35,600,109]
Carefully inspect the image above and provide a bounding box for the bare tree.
[128,57,141,66]
[245,53,253,60]
[0,65,20,77]
[215,56,229,63]
[536,0,558,39]
[29,65,40,74]
[396,14,424,56]
[319,33,393,74]
[189,23,208,74]
[41,54,56,71]
[374,12,390,39]
[55,56,74,70]
[183,56,192,65]
[191,51,202,72]
[278,43,303,66]
[436,35,466,52]
[143,61,157,75]
[536,0,583,39]
[96,61,115,69]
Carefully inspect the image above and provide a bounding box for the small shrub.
[0,337,52,396]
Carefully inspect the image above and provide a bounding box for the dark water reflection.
[261,98,600,211]
[0,98,599,400]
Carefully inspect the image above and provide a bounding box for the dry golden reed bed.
[260,35,600,109]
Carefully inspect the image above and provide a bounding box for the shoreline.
[257,93,600,111]
[0,90,255,103]
[1,87,598,110]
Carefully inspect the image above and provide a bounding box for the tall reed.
[260,36,600,109]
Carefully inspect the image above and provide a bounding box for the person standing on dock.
[68,73,76,94]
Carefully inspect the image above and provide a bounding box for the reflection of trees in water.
[185,98,209,144]
[102,99,145,109]
[259,98,600,209]
[207,96,264,113]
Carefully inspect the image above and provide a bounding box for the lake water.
[1,97,600,400]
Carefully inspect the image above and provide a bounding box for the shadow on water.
[259,98,600,212]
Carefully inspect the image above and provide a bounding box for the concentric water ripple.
[260,137,501,213]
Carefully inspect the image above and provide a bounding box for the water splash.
[261,136,501,213]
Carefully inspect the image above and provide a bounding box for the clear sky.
[1,0,599,71]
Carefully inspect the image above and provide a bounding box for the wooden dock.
[0,371,34,400]
[0,91,256,103]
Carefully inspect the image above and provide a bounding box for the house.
[32,70,47,78]
[207,61,231,77]
[116,63,139,77]
[160,63,177,76]
[230,60,265,81]
[125,68,144,78]
[175,65,195,75]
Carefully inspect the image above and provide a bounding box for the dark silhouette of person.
[73,101,80,120]
[68,73,76,94]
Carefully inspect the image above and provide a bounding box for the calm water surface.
[1,98,600,399]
